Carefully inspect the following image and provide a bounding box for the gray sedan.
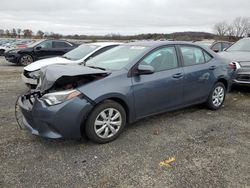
[18,41,231,143]
[219,38,250,86]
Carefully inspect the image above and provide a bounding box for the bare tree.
[226,25,235,37]
[11,28,17,38]
[23,29,33,38]
[5,29,10,37]
[17,28,22,38]
[232,17,250,38]
[37,30,44,38]
[214,21,228,37]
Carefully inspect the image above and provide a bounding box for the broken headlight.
[41,89,81,106]
[9,49,20,53]
[29,70,41,79]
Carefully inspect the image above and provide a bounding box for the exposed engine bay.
[34,64,111,96]
[44,74,109,93]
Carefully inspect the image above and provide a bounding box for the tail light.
[228,62,237,70]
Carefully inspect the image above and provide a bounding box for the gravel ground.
[0,57,249,188]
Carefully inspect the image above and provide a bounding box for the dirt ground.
[0,57,249,188]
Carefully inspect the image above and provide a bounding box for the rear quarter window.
[203,51,213,62]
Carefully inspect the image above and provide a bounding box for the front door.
[34,40,53,59]
[132,46,184,118]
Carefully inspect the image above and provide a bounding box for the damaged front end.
[16,64,111,139]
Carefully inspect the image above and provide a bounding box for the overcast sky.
[0,0,250,35]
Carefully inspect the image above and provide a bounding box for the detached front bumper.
[5,53,20,64]
[18,93,93,139]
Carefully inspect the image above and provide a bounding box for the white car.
[22,42,122,88]
[0,43,15,55]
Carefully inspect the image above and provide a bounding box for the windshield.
[28,40,44,48]
[85,45,148,70]
[62,44,99,61]
[227,38,250,52]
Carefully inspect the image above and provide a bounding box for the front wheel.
[85,100,126,144]
[206,82,226,110]
[0,49,5,56]
[19,54,33,66]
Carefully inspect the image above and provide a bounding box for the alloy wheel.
[212,86,225,107]
[20,55,33,65]
[94,108,122,139]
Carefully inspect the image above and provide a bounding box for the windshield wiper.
[87,65,106,71]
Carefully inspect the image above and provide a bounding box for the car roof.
[123,41,199,48]
[87,42,123,47]
[240,37,250,40]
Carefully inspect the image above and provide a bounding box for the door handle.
[172,73,183,79]
[209,66,217,70]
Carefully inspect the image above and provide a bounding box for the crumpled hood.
[218,51,250,62]
[38,64,110,92]
[24,57,76,72]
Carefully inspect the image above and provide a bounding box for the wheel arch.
[18,52,34,65]
[217,77,229,91]
[80,95,132,137]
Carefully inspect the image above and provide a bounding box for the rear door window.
[180,46,206,66]
[37,40,52,49]
[53,41,70,48]
[203,51,213,62]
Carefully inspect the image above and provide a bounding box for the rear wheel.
[85,100,126,144]
[206,82,226,110]
[19,54,33,66]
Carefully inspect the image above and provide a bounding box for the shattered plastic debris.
[153,129,160,135]
[159,157,176,167]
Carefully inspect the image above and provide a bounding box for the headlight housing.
[29,70,41,79]
[9,49,20,53]
[41,89,81,106]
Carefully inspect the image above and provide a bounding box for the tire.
[19,54,33,66]
[206,82,226,110]
[0,49,4,56]
[85,100,126,144]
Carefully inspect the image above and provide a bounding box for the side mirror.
[35,46,42,50]
[136,64,155,75]
[213,49,219,53]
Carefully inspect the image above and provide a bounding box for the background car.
[18,41,231,143]
[0,39,16,55]
[218,37,250,86]
[22,42,121,88]
[194,40,233,52]
[210,41,233,52]
[4,39,77,65]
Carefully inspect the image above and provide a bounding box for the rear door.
[52,41,73,56]
[132,45,184,118]
[178,45,216,105]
